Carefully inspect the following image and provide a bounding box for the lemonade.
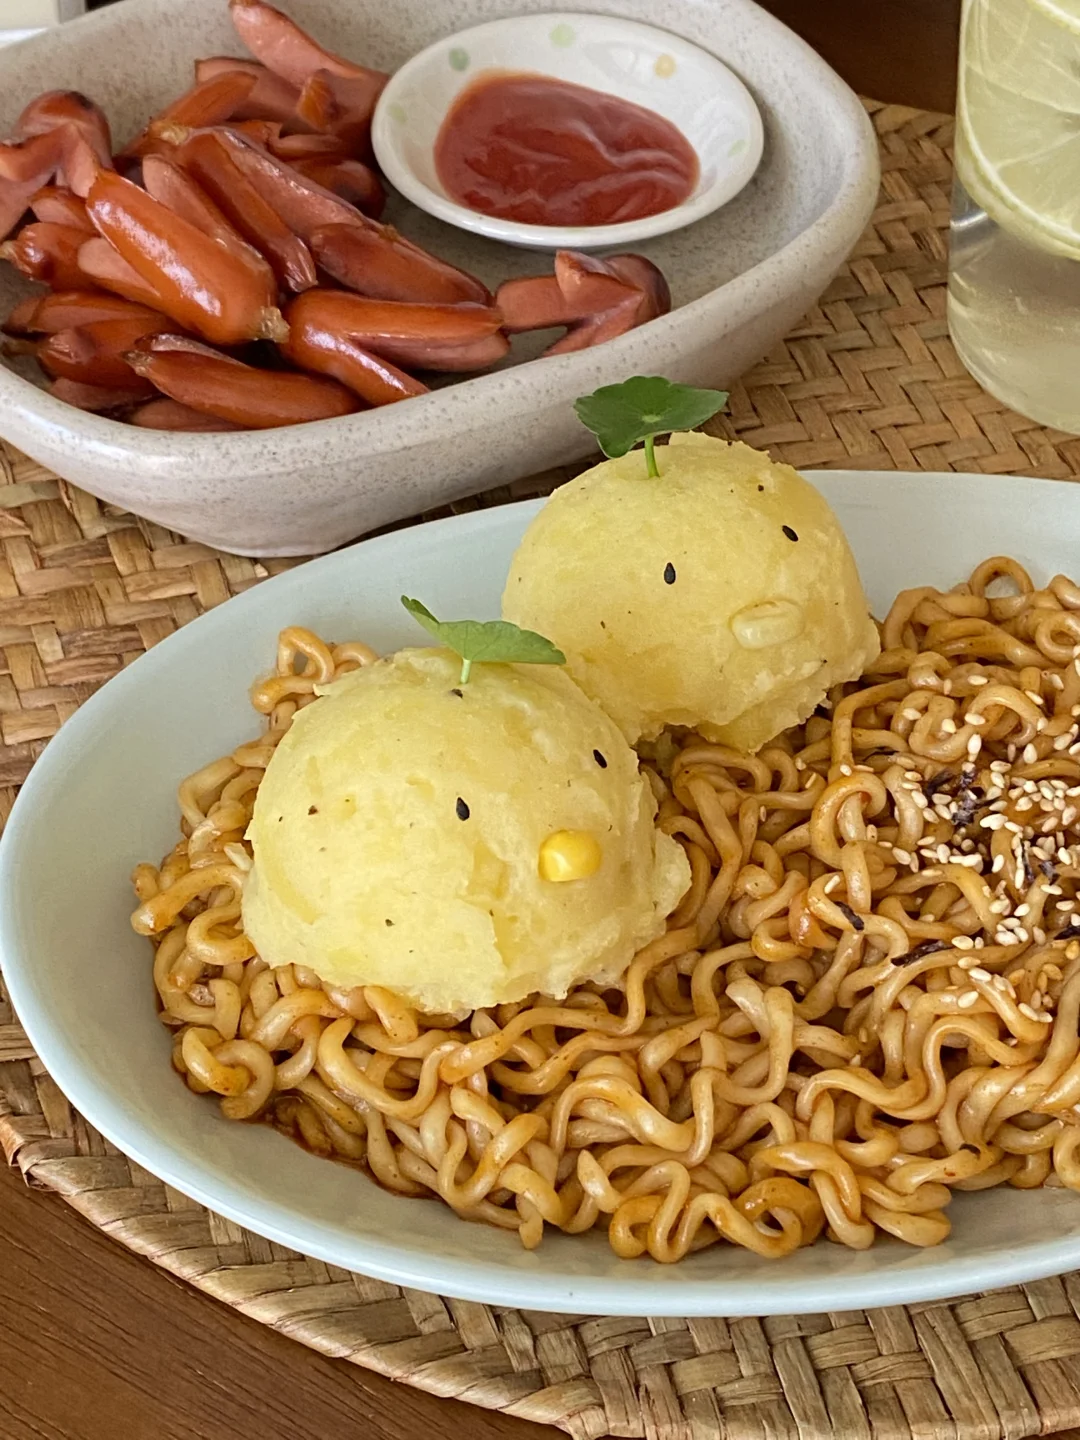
[948,0,1080,430]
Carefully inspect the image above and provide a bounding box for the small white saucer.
[371,11,765,251]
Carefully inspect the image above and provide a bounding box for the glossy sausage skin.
[85,170,287,344]
[37,313,173,388]
[3,289,164,336]
[284,289,508,372]
[289,158,383,217]
[283,297,429,406]
[175,129,317,292]
[0,222,98,289]
[309,222,492,306]
[127,334,359,427]
[129,396,244,431]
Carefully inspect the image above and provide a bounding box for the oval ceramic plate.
[4,470,1080,1317]
[372,11,765,250]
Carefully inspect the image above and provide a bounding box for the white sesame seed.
[944,680,953,694]
[966,713,987,728]
[1015,928,1031,944]
[1034,927,1047,944]
[1040,1012,1054,1023]
[952,935,976,950]
[970,675,989,687]
[912,791,928,808]
[937,843,952,863]
[1017,798,1034,813]
[839,763,852,776]
[1015,903,1031,917]
[1009,744,1018,761]
[1020,1002,1040,1021]
[795,757,806,770]
[967,736,983,758]
[1055,733,1074,751]
[981,814,1006,831]
[993,854,1006,874]
[1031,989,1043,1009]
[901,708,921,722]
[969,967,992,982]
[892,848,911,865]
[995,930,1014,946]
[1050,673,1065,690]
[1025,690,1045,706]
[958,991,978,1008]
[941,718,957,735]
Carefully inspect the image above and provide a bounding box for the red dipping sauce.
[434,71,699,228]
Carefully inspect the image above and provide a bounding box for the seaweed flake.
[836,901,865,932]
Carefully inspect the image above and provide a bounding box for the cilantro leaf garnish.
[574,375,729,477]
[401,598,565,684]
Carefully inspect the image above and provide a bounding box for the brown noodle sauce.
[132,557,1080,1260]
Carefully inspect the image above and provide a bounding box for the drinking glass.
[948,0,1080,431]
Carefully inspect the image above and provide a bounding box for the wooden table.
[0,5,970,1439]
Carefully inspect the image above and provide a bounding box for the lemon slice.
[957,0,1080,259]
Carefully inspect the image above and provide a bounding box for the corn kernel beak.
[538,830,603,882]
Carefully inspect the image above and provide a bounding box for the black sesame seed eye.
[782,525,799,542]
[663,562,676,585]
[455,797,470,821]
[307,805,318,815]
[593,749,608,768]
[449,688,463,698]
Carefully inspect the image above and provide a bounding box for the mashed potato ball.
[502,432,880,752]
[241,648,689,1014]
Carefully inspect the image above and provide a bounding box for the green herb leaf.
[401,598,565,684]
[574,375,729,475]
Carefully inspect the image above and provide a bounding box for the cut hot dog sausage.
[29,185,94,231]
[3,289,164,336]
[175,129,317,292]
[288,158,383,217]
[309,222,492,306]
[0,221,99,289]
[77,236,168,309]
[37,313,173,388]
[284,289,508,372]
[86,170,288,344]
[283,296,429,406]
[126,333,359,427]
[194,57,305,127]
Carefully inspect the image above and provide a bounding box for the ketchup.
[434,72,699,228]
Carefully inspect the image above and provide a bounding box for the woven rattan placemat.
[6,100,1080,1440]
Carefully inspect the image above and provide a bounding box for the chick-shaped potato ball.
[502,432,880,752]
[241,648,689,1015]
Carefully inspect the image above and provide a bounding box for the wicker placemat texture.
[6,100,1080,1440]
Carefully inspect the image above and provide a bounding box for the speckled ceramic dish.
[0,0,878,557]
[371,12,765,251]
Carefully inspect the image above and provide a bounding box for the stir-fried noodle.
[131,558,1080,1260]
